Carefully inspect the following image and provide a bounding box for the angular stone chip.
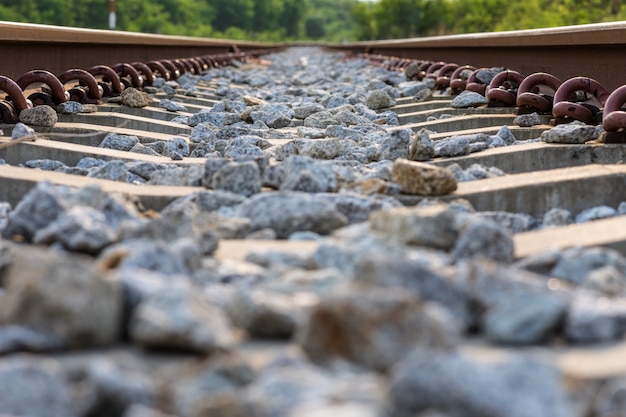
[392,158,457,195]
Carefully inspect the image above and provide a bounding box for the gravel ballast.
[1,46,626,417]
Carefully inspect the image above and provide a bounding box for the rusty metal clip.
[0,100,19,123]
[449,65,476,94]
[160,60,180,80]
[486,70,524,107]
[552,77,610,125]
[466,68,491,96]
[172,59,189,75]
[424,62,446,81]
[88,65,123,97]
[435,63,459,90]
[195,56,211,71]
[601,85,626,143]
[416,61,432,81]
[190,57,207,73]
[111,63,143,89]
[515,72,561,115]
[0,75,30,114]
[58,69,102,104]
[146,61,171,81]
[131,62,155,87]
[16,70,68,108]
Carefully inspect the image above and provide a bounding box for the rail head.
[0,20,274,49]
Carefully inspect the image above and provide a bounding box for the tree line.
[0,0,359,41]
[353,0,625,40]
[0,0,623,41]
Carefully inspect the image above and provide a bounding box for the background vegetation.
[354,0,625,39]
[0,0,623,41]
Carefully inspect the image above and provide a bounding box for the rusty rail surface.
[328,21,626,92]
[0,21,276,80]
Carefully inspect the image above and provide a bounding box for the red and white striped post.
[109,0,116,30]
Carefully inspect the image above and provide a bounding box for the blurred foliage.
[352,0,625,40]
[0,0,623,41]
[0,0,358,41]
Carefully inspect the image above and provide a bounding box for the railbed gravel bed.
[1,46,626,417]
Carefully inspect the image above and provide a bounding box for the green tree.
[352,1,376,40]
[279,0,308,38]
[86,0,169,33]
[211,0,254,32]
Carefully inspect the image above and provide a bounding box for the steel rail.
[328,21,626,91]
[0,21,277,80]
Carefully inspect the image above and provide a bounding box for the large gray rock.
[121,87,152,107]
[171,352,254,417]
[11,122,36,139]
[370,204,460,249]
[541,121,599,144]
[160,98,187,112]
[380,129,411,160]
[451,91,487,108]
[147,165,203,186]
[228,289,312,339]
[0,244,121,348]
[389,349,590,417]
[1,182,67,240]
[236,192,348,238]
[542,207,573,227]
[355,255,473,329]
[575,205,617,223]
[409,129,435,161]
[224,138,266,161]
[24,158,66,171]
[210,160,262,197]
[280,155,337,193]
[33,205,117,254]
[300,138,347,159]
[82,357,157,417]
[163,137,191,158]
[366,89,392,110]
[87,160,129,182]
[564,294,626,343]
[130,283,236,352]
[99,133,140,151]
[113,238,205,275]
[399,80,433,97]
[19,105,58,126]
[304,107,367,129]
[0,356,78,417]
[549,246,626,286]
[451,217,514,263]
[243,356,387,417]
[294,103,324,119]
[435,136,471,157]
[189,111,239,127]
[514,112,542,127]
[249,104,293,128]
[189,122,218,143]
[477,211,536,233]
[483,293,567,344]
[451,259,569,322]
[317,192,401,224]
[297,287,459,371]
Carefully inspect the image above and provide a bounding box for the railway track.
[0,21,626,417]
